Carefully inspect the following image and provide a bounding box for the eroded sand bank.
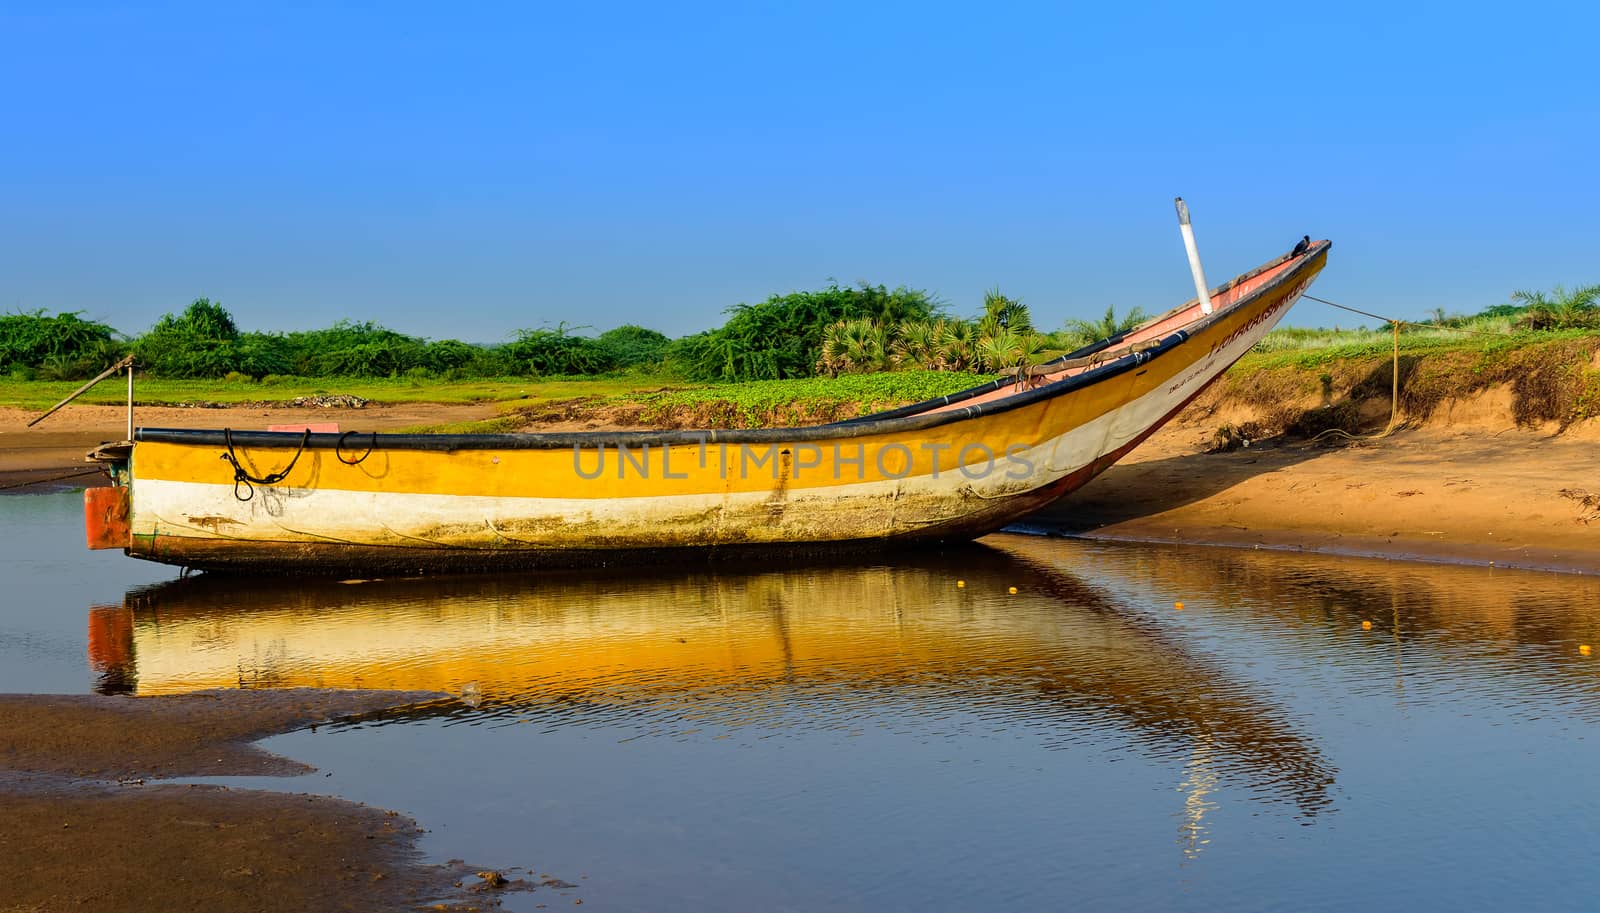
[1028,423,1600,574]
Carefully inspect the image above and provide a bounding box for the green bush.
[504,327,618,375]
[0,310,122,376]
[424,339,482,373]
[231,333,296,377]
[668,283,941,383]
[1057,304,1148,350]
[134,298,247,378]
[282,321,423,376]
[816,291,1049,376]
[301,338,428,377]
[124,306,531,380]
[596,325,670,367]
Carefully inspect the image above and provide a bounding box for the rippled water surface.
[6,491,1600,912]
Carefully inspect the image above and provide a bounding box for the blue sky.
[1,1,1595,342]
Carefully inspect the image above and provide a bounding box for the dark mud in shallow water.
[0,689,559,913]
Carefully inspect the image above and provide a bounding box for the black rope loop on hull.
[336,430,377,466]
[220,428,311,501]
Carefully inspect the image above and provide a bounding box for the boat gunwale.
[133,241,1328,453]
[826,240,1323,424]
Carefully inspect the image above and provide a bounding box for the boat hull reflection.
[89,541,1335,814]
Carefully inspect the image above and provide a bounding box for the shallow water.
[5,491,1600,911]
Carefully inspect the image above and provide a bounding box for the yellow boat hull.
[99,243,1329,573]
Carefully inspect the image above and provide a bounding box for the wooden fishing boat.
[83,236,1330,574]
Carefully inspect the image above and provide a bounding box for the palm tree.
[973,326,1045,375]
[976,290,1033,338]
[817,318,889,375]
[966,290,1047,374]
[934,320,978,372]
[1060,305,1148,349]
[1511,284,1600,330]
[890,319,944,371]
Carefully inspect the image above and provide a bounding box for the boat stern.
[85,441,133,551]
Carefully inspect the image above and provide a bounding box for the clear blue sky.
[2,1,1595,342]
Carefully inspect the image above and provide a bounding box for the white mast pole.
[1174,197,1215,316]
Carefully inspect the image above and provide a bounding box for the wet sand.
[1030,422,1600,574]
[0,690,537,912]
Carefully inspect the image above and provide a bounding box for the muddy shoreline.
[0,690,552,912]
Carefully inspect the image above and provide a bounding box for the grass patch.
[1218,329,1600,434]
[395,416,524,434]
[0,374,676,412]
[520,371,994,429]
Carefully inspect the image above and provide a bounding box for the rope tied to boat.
[0,467,106,491]
[1298,294,1513,443]
[1303,295,1508,338]
[336,430,377,465]
[220,428,311,501]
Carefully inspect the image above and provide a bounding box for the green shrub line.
[0,301,674,382]
[0,286,1132,384]
[0,310,121,380]
[3,284,1596,399]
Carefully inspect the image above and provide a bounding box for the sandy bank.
[0,402,495,492]
[0,689,552,912]
[1029,423,1600,574]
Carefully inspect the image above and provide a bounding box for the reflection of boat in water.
[88,541,1335,816]
[85,241,1330,573]
[1042,537,1600,690]
[996,534,1600,747]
